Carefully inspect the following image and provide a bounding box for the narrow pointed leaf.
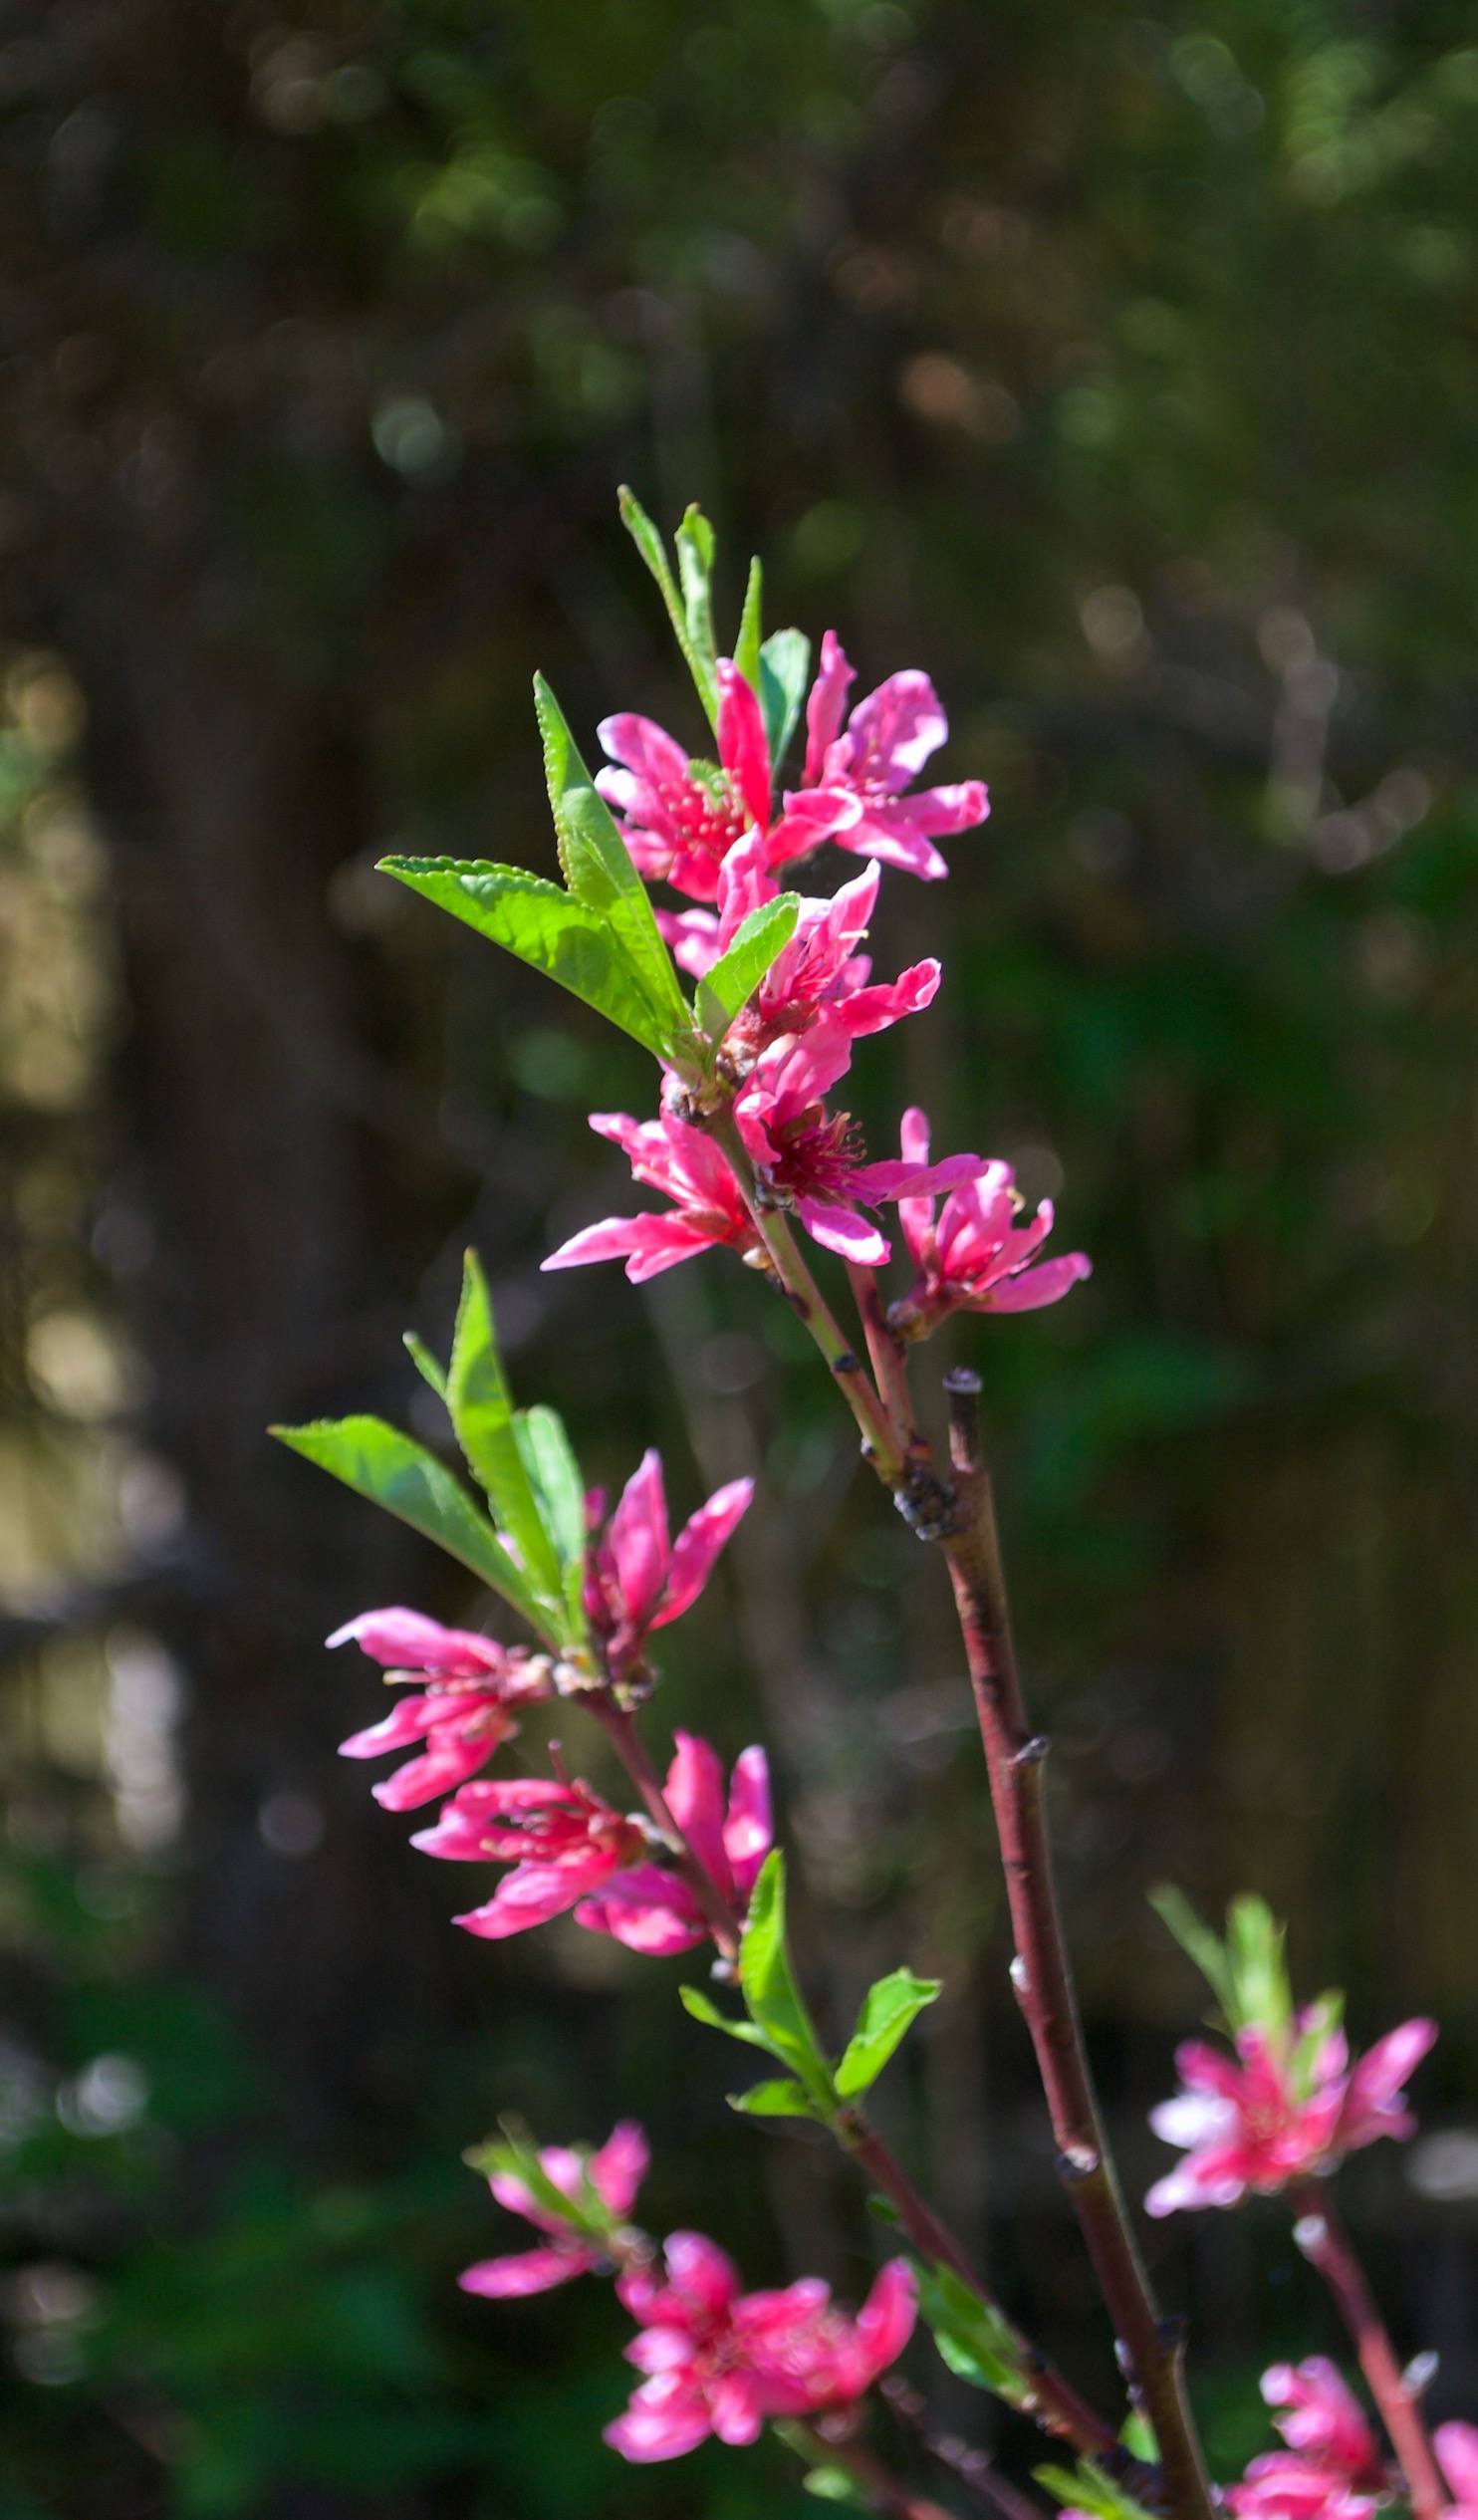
[1227,1892,1291,2037]
[447,1254,564,1613]
[270,1416,551,1637]
[532,677,692,1041]
[678,1983,782,2054]
[917,2266,1031,2406]
[738,1852,836,2108]
[1147,1884,1238,2025]
[696,894,799,1041]
[379,860,673,1054]
[834,1967,942,2098]
[759,628,812,770]
[403,1331,447,1399]
[675,503,717,683]
[727,2079,818,2118]
[735,557,763,694]
[515,1405,587,1570]
[617,484,719,727]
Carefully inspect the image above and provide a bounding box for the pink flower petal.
[589,2120,648,2219]
[327,1609,504,1675]
[654,1477,754,1628]
[835,959,941,1036]
[663,2230,743,2319]
[853,2258,918,2384]
[458,2244,592,2297]
[338,1694,441,1759]
[977,1253,1094,1313]
[1436,2422,1478,2510]
[370,1719,512,1812]
[803,630,857,786]
[452,1859,611,1939]
[717,661,773,837]
[796,1196,890,1265]
[608,1450,671,1632]
[852,1150,993,1203]
[664,1732,730,1890]
[724,1747,773,1901]
[575,1868,709,1955]
[836,667,947,788]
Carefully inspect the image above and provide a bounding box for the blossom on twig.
[461,2123,648,2300]
[606,2231,917,2461]
[331,1609,553,1810]
[733,1020,993,1266]
[412,1775,652,1939]
[1145,2014,1437,2216]
[583,1450,753,1680]
[542,1110,763,1284]
[887,1108,1092,1338]
[657,833,939,1054]
[597,642,986,902]
[1225,2360,1385,2520]
[576,1731,771,1954]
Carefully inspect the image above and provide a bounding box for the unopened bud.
[1293,2213,1328,2257]
[1402,2351,1439,2399]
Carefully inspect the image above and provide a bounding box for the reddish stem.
[941,1371,1214,2520]
[1289,2181,1445,2520]
[587,1698,741,1960]
[878,2372,1049,2520]
[847,1260,921,1446]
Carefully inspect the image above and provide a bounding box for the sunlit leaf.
[737,1852,836,2109]
[447,1252,565,1616]
[834,1966,942,2098]
[759,628,812,770]
[696,894,799,1040]
[727,2078,818,2117]
[378,860,675,1055]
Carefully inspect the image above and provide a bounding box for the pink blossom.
[1435,2421,1478,2518]
[583,1451,753,1680]
[331,1609,554,1811]
[786,630,989,884]
[1145,2014,1437,2216]
[733,1020,993,1266]
[461,2122,648,2300]
[1226,2360,1384,2520]
[605,2231,916,2462]
[597,643,985,903]
[597,663,831,903]
[576,1731,772,1954]
[656,832,939,1054]
[411,1774,652,1939]
[542,1109,763,1284]
[888,1109,1092,1336]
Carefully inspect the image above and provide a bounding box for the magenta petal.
[803,630,857,785]
[459,2244,590,2297]
[327,1609,503,1674]
[852,1151,992,1202]
[723,1747,773,1901]
[589,2120,649,2218]
[836,960,941,1037]
[654,1477,754,1627]
[598,709,691,791]
[979,1254,1094,1313]
[541,1218,647,1271]
[717,661,773,836]
[575,1881,708,1955]
[1436,2423,1478,2510]
[832,815,950,881]
[854,2257,918,2384]
[796,1196,890,1265]
[604,2390,713,2463]
[888,777,990,836]
[370,1724,507,1811]
[608,1450,671,1632]
[839,667,947,786]
[452,1861,604,1938]
[338,1694,438,1759]
[664,1732,730,1890]
[663,2230,742,2317]
[708,2370,767,2445]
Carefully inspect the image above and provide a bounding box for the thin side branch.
[1290,2182,1445,2520]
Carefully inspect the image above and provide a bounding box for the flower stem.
[788,2419,962,2520]
[707,1110,908,1479]
[1289,2181,1445,2520]
[847,1260,921,1446]
[878,2372,1049,2520]
[940,1370,1214,2520]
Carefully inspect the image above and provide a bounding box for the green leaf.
[402,1331,447,1399]
[835,1967,942,2098]
[532,677,693,1045]
[270,1416,551,1637]
[802,2470,863,2504]
[379,860,674,1055]
[1148,1884,1238,2025]
[1227,1893,1292,2038]
[1034,2462,1157,2520]
[516,1403,589,1635]
[759,628,812,770]
[917,2265,1032,2407]
[735,556,763,694]
[447,1253,565,1615]
[695,894,800,1040]
[678,1983,779,2052]
[738,1852,837,2108]
[675,503,717,687]
[617,483,720,727]
[728,2078,819,2118]
[464,2128,610,2240]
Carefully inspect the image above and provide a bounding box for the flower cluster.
[1146,2012,1436,2217]
[461,2122,649,2300]
[333,1609,555,1809]
[583,1448,753,1682]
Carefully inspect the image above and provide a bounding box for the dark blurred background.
[3,2,1478,2513]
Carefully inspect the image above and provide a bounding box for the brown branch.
[939,1369,1213,2520]
[847,1259,922,1446]
[1289,2182,1445,2520]
[878,2372,1048,2520]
